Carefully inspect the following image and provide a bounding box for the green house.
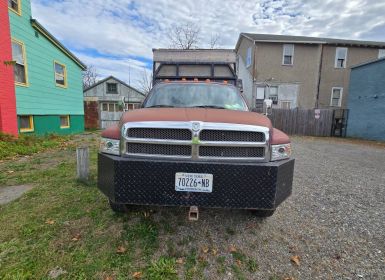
[8,0,86,135]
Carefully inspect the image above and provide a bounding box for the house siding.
[318,46,378,108]
[17,115,84,135]
[9,0,84,135]
[236,34,384,110]
[83,77,145,129]
[347,59,385,141]
[253,42,321,108]
[0,1,17,136]
[236,36,255,107]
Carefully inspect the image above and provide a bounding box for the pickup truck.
[97,79,295,218]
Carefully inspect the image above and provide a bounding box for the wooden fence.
[268,108,335,136]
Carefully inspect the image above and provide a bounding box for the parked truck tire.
[108,199,128,213]
[250,209,276,218]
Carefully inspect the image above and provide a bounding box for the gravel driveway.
[151,136,385,279]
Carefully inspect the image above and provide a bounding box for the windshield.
[143,83,248,111]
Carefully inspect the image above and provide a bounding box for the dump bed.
[152,49,238,85]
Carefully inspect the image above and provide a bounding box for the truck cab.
[97,49,294,218]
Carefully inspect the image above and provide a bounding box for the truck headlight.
[271,143,291,161]
[100,138,120,155]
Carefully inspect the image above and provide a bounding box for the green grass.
[0,132,263,279]
[0,132,73,160]
[146,257,177,280]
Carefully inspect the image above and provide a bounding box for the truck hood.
[120,108,272,129]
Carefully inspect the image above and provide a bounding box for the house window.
[11,39,27,85]
[281,101,291,109]
[282,44,294,65]
[246,47,252,67]
[330,87,343,107]
[107,83,117,93]
[378,49,385,59]
[54,61,67,87]
[335,47,347,68]
[102,102,122,112]
[267,86,278,104]
[60,115,70,128]
[256,87,265,100]
[8,0,21,15]
[124,103,140,110]
[19,115,34,132]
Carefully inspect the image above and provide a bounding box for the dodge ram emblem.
[192,122,200,132]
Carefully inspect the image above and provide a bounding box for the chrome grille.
[127,128,191,140]
[122,121,270,162]
[127,143,191,156]
[199,146,265,158]
[200,130,265,142]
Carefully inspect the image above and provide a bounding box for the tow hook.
[188,206,199,221]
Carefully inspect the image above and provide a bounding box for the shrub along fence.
[267,108,344,137]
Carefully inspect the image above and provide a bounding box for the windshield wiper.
[190,105,227,109]
[146,105,175,108]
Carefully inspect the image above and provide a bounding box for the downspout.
[315,44,324,108]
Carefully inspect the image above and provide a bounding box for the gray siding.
[83,77,145,128]
[84,77,144,103]
[347,59,385,140]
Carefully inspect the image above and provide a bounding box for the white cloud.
[31,0,385,88]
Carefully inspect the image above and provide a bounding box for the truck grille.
[199,147,265,158]
[123,122,269,161]
[127,143,191,156]
[200,130,264,142]
[127,128,191,140]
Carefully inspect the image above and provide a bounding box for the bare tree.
[167,22,201,49]
[138,67,152,95]
[82,65,99,89]
[209,33,220,49]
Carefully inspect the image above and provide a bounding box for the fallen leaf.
[211,248,218,256]
[116,246,127,254]
[235,259,242,266]
[284,277,295,280]
[290,255,301,266]
[202,246,209,254]
[176,257,184,264]
[132,271,142,279]
[45,219,55,225]
[6,170,14,174]
[229,245,237,253]
[198,255,207,262]
[71,233,81,241]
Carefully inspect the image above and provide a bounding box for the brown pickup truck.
[98,81,294,218]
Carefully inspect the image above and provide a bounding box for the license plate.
[175,172,213,193]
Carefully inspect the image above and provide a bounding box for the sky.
[31,0,385,90]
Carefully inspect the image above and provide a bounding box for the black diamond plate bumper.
[97,153,295,210]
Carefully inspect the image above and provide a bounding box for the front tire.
[109,199,128,213]
[250,209,275,218]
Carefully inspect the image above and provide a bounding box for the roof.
[83,75,145,96]
[351,56,385,69]
[30,19,86,70]
[236,33,385,50]
[152,48,235,52]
